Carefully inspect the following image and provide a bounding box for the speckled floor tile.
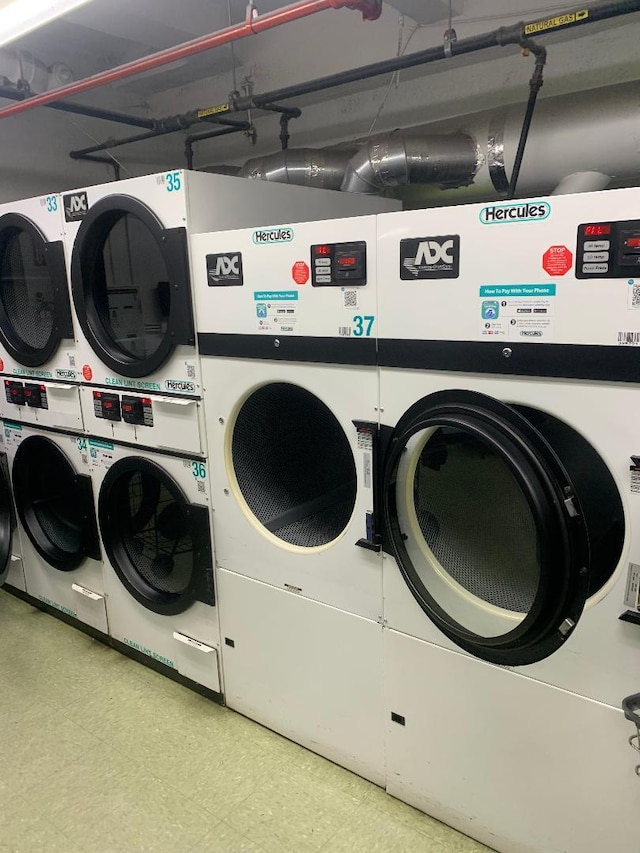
[226,761,361,853]
[190,820,266,853]
[0,797,72,853]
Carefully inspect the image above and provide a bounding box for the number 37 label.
[353,315,374,337]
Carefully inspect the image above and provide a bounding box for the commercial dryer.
[192,208,398,784]
[376,189,640,853]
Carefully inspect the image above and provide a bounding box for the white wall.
[0,98,180,202]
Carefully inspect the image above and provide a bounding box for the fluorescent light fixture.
[0,0,95,49]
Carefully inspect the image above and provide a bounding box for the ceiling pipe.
[0,84,154,128]
[247,0,640,108]
[0,0,381,122]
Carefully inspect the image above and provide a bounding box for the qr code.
[81,453,88,465]
[197,480,206,494]
[338,326,352,337]
[344,290,358,308]
[186,363,196,379]
[183,459,191,469]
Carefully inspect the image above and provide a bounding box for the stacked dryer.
[376,189,640,852]
[0,192,105,626]
[65,169,392,695]
[192,202,397,782]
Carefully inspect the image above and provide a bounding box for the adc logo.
[206,252,243,286]
[62,191,89,222]
[400,235,460,279]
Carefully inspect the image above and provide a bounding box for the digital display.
[338,256,356,266]
[585,224,611,236]
[315,245,331,256]
[625,237,640,249]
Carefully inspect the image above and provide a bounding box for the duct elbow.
[341,134,479,193]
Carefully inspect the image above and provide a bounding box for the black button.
[121,396,145,426]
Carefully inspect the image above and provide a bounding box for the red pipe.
[0,0,379,122]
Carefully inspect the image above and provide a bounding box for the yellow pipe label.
[524,10,588,35]
[197,103,230,118]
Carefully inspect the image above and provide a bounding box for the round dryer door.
[230,382,357,549]
[382,390,625,666]
[70,196,192,378]
[12,436,100,571]
[0,214,71,367]
[98,458,214,615]
[0,452,14,586]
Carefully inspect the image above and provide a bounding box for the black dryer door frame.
[98,456,214,616]
[0,452,14,585]
[70,195,193,379]
[380,389,592,666]
[0,213,72,367]
[12,435,100,572]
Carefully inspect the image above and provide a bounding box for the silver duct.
[239,148,353,190]
[339,134,479,194]
[551,171,611,195]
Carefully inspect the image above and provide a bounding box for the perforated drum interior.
[231,383,357,548]
[0,227,54,350]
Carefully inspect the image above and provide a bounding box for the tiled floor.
[0,589,493,853]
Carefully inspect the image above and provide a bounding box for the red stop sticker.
[0,359,4,372]
[543,245,573,276]
[82,364,93,381]
[292,261,309,285]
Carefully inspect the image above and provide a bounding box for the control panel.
[122,395,154,427]
[24,383,49,409]
[93,390,153,427]
[576,220,640,278]
[311,241,367,286]
[5,380,25,407]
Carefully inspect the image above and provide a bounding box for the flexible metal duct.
[340,134,479,193]
[239,148,353,190]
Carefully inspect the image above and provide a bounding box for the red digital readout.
[625,237,640,248]
[315,245,331,256]
[338,256,356,266]
[584,224,611,236]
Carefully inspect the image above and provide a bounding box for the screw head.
[274,339,280,348]
[502,347,513,358]
[223,488,229,496]
[218,417,224,425]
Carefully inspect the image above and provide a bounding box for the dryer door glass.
[0,215,69,367]
[98,458,213,615]
[13,436,91,571]
[71,196,192,379]
[383,390,624,666]
[98,214,169,360]
[231,382,357,549]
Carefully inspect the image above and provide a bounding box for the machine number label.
[44,195,58,212]
[166,171,182,192]
[191,461,207,479]
[353,315,375,337]
[77,438,88,451]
